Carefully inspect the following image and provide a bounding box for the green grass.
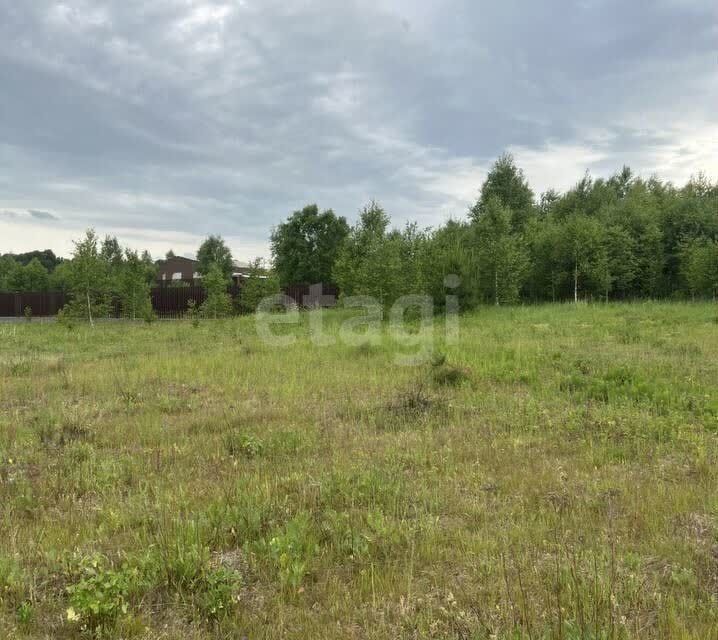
[0,302,717,638]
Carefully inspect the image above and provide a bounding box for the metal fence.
[151,285,212,318]
[0,283,337,318]
[0,292,67,317]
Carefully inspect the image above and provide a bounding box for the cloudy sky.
[1,0,716,259]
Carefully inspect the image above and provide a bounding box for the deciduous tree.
[197,236,233,281]
[271,204,349,286]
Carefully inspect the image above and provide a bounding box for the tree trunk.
[86,289,94,327]
[495,268,499,306]
[574,264,578,304]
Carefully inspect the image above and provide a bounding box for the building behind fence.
[0,283,337,318]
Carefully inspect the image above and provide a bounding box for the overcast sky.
[1,0,716,259]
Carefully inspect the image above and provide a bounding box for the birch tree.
[67,229,108,326]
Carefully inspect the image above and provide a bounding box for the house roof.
[155,255,259,277]
[156,255,198,265]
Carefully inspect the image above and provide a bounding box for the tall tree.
[419,220,477,310]
[67,229,109,326]
[333,201,405,307]
[472,197,528,305]
[238,259,281,314]
[201,264,233,319]
[680,238,718,300]
[48,261,73,294]
[100,236,123,268]
[607,166,635,199]
[557,214,608,302]
[18,258,50,292]
[604,225,637,300]
[0,256,19,292]
[197,235,233,280]
[101,235,124,297]
[271,204,349,286]
[118,249,155,319]
[471,153,535,231]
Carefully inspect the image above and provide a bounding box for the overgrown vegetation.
[0,303,716,638]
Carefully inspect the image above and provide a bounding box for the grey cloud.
[0,208,58,221]
[0,0,715,255]
[28,209,58,220]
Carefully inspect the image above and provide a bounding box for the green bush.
[65,555,141,632]
[223,431,264,459]
[195,567,240,621]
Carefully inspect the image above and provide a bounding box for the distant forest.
[271,156,717,306]
[2,155,717,306]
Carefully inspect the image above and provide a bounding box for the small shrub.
[57,308,75,330]
[23,306,32,322]
[187,299,200,327]
[66,555,139,632]
[430,351,447,367]
[195,567,240,621]
[142,307,157,324]
[223,432,264,459]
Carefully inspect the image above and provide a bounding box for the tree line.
[3,154,716,318]
[270,156,717,307]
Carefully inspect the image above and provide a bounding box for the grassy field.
[0,303,717,639]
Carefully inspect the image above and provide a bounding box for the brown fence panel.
[151,286,206,318]
[0,292,67,316]
[283,283,339,307]
[0,283,337,317]
[0,293,14,316]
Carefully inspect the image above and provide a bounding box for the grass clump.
[261,513,318,592]
[223,431,264,459]
[430,363,470,387]
[384,382,438,424]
